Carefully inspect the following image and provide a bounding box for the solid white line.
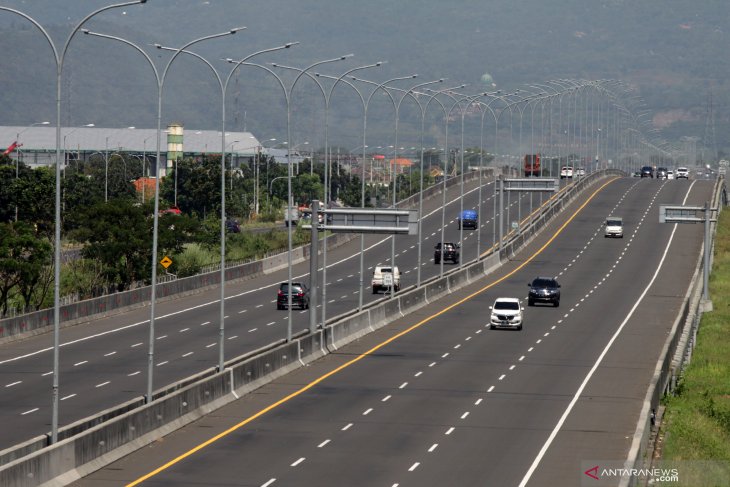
[318,439,330,448]
[517,183,694,487]
[291,457,305,467]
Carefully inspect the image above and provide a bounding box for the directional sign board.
[659,205,705,224]
[503,178,559,192]
[302,208,418,235]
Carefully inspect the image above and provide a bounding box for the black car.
[434,242,460,264]
[276,282,310,310]
[656,167,668,179]
[527,277,561,307]
[640,166,654,178]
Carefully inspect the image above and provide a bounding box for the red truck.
[524,154,540,177]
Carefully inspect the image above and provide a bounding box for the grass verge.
[658,207,730,483]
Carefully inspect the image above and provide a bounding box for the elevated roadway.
[0,174,549,449]
[72,177,713,486]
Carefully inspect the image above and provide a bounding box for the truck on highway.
[524,154,540,177]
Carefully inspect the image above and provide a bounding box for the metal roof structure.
[1,125,262,162]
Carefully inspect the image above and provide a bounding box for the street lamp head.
[40,121,50,125]
[230,27,246,34]
[341,54,354,60]
[284,42,298,48]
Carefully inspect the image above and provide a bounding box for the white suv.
[371,266,401,294]
[489,297,523,330]
[676,167,689,179]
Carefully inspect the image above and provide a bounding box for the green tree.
[0,221,52,314]
[13,166,54,237]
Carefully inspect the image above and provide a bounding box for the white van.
[371,266,401,293]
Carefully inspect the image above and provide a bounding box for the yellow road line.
[127,177,619,486]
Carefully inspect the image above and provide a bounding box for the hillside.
[0,0,728,157]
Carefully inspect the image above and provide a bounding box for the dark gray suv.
[527,277,561,307]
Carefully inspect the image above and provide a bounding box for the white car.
[560,166,574,179]
[489,297,523,330]
[676,167,689,179]
[575,167,586,177]
[667,170,675,180]
[604,216,623,238]
[371,265,401,293]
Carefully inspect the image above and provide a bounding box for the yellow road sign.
[160,256,173,269]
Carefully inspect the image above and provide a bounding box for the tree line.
[0,149,449,316]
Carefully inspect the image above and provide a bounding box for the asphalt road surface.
[1,173,552,449]
[71,177,713,486]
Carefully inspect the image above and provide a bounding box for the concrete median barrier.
[399,287,428,315]
[0,171,620,486]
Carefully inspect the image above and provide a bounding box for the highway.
[0,174,550,450]
[71,177,713,487]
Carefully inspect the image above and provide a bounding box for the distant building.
[0,125,261,175]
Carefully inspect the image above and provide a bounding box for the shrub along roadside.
[658,208,730,474]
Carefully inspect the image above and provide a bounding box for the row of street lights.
[2,1,667,446]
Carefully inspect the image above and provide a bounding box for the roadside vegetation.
[0,148,448,316]
[659,207,730,479]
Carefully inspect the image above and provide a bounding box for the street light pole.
[1,0,146,445]
[85,24,243,400]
